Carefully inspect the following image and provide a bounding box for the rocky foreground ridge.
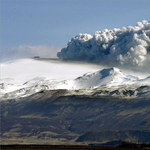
[1,88,150,145]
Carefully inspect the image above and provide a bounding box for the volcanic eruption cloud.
[57,20,150,69]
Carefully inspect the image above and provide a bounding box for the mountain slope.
[1,89,150,144]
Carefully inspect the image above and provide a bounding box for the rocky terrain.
[1,88,150,145]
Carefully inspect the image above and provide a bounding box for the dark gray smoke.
[57,20,150,67]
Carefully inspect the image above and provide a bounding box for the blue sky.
[1,0,150,52]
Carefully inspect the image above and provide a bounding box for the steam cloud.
[57,20,150,68]
[2,45,60,62]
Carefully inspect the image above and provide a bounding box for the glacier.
[1,59,150,100]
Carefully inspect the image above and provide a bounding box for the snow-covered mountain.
[1,59,150,145]
[1,65,150,100]
[74,67,139,89]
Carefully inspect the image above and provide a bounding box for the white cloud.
[57,20,150,68]
[1,45,60,62]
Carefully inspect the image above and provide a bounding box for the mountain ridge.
[0,67,150,100]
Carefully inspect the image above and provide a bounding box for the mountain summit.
[74,67,138,89]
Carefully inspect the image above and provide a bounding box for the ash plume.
[57,20,150,68]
